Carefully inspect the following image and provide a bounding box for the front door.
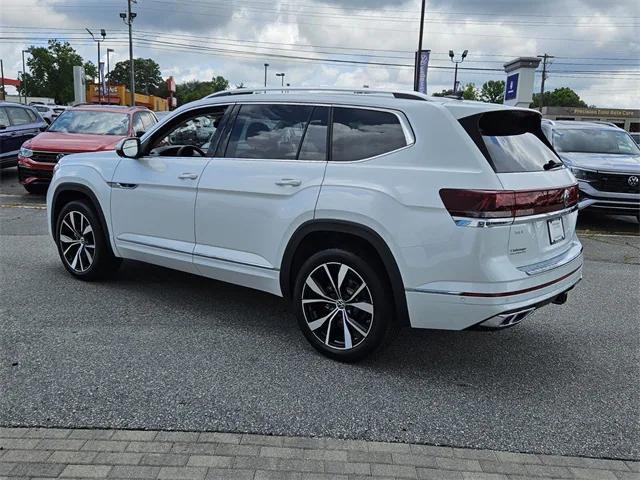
[194,103,330,294]
[110,105,231,273]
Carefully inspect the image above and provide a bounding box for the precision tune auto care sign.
[505,73,519,101]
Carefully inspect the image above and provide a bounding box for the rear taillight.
[439,185,578,219]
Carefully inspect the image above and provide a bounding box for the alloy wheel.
[59,211,96,273]
[301,262,374,350]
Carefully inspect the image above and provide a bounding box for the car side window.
[132,113,145,134]
[6,107,32,127]
[25,109,38,123]
[0,107,9,127]
[141,112,156,130]
[225,104,314,160]
[149,105,229,156]
[331,107,408,161]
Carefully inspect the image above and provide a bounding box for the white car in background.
[31,104,67,124]
[46,88,583,361]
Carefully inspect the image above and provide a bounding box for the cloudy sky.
[1,0,639,107]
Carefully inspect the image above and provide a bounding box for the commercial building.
[542,106,640,133]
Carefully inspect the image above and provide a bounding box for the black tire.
[55,200,121,280]
[293,248,396,362]
[23,184,47,195]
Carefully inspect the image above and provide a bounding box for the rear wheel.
[55,200,120,280]
[293,248,395,362]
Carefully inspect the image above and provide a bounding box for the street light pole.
[21,50,28,103]
[17,71,22,104]
[276,72,285,87]
[86,28,106,103]
[264,63,269,87]
[449,49,468,93]
[106,48,114,104]
[120,0,137,106]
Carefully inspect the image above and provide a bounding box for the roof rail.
[206,87,429,101]
[589,120,620,128]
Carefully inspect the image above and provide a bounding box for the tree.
[175,76,230,105]
[479,80,505,104]
[432,83,477,100]
[107,58,164,95]
[531,87,588,108]
[20,40,95,104]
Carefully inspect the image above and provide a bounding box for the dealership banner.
[417,50,431,94]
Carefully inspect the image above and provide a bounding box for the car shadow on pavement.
[94,258,582,383]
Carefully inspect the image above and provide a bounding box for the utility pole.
[537,53,554,113]
[414,0,426,91]
[0,60,5,101]
[120,0,137,106]
[21,50,28,103]
[18,71,22,104]
[264,63,269,87]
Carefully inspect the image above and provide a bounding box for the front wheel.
[55,200,121,280]
[293,248,396,362]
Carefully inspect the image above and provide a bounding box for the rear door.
[459,109,579,267]
[194,103,329,293]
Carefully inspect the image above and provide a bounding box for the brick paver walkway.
[0,427,637,480]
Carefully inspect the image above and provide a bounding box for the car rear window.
[460,110,560,173]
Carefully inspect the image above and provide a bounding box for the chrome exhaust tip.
[477,307,536,329]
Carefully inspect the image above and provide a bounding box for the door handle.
[178,173,199,180]
[275,178,302,187]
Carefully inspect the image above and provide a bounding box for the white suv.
[47,88,583,361]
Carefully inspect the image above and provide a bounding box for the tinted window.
[6,107,32,126]
[49,110,129,135]
[483,134,558,173]
[331,108,407,161]
[226,104,313,159]
[298,107,329,161]
[35,106,49,113]
[553,129,640,155]
[0,108,10,126]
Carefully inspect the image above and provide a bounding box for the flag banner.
[417,50,430,94]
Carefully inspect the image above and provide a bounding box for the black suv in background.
[0,102,47,168]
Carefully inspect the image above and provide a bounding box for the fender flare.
[280,219,410,327]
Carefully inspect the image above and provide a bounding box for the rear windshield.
[460,110,561,173]
[49,110,129,135]
[553,128,640,155]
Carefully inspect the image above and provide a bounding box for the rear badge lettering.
[510,247,527,255]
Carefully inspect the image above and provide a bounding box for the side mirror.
[135,130,145,138]
[116,137,141,159]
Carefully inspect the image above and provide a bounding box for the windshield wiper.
[543,159,563,170]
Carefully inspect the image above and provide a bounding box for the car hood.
[23,132,125,152]
[559,152,640,173]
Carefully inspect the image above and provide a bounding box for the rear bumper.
[17,157,54,185]
[405,250,583,330]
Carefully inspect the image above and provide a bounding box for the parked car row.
[30,103,68,124]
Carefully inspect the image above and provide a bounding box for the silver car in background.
[542,120,640,221]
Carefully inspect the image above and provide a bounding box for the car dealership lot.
[0,167,638,462]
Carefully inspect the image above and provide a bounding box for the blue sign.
[505,73,519,101]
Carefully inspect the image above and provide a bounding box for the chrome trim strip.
[517,241,583,276]
[452,205,579,228]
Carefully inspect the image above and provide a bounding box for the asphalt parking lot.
[0,166,638,462]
